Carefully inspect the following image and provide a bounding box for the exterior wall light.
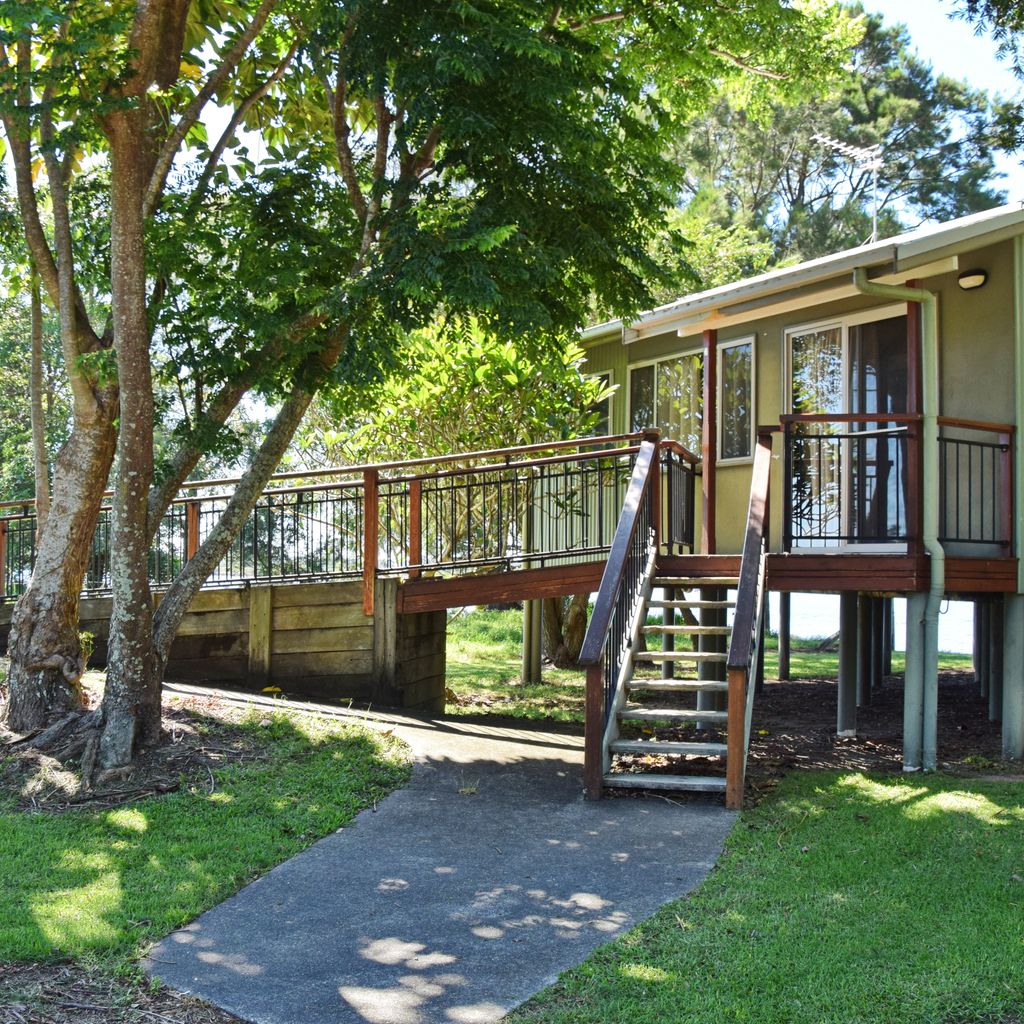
[957,269,988,291]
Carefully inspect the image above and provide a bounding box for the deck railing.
[0,433,700,609]
[782,414,918,549]
[937,417,1013,554]
[579,431,662,800]
[725,428,774,810]
[781,413,1014,554]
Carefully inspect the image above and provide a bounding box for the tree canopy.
[669,4,1007,272]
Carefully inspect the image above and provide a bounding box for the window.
[590,371,613,436]
[718,337,754,461]
[629,351,703,453]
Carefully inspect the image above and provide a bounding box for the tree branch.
[330,17,368,222]
[190,37,300,206]
[708,48,788,81]
[143,0,280,217]
[145,309,326,538]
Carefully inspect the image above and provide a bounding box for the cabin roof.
[583,201,1024,343]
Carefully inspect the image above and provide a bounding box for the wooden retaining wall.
[0,578,446,712]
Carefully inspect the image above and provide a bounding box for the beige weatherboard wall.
[581,206,1022,558]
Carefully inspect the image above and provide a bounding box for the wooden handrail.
[725,430,774,811]
[0,436,650,516]
[936,416,1016,435]
[579,432,660,666]
[780,412,920,425]
[727,432,773,672]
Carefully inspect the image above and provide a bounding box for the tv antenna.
[812,134,884,243]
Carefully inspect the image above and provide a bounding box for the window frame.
[783,302,906,415]
[587,369,615,437]
[626,344,704,451]
[717,334,756,466]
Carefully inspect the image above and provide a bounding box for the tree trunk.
[30,272,50,539]
[4,413,116,732]
[98,108,159,768]
[542,593,589,668]
[151,330,346,673]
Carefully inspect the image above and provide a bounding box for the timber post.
[0,519,7,602]
[778,592,791,681]
[990,595,1004,723]
[1003,595,1024,759]
[362,468,379,617]
[247,585,273,687]
[185,500,200,561]
[584,662,605,800]
[408,478,422,578]
[837,592,857,737]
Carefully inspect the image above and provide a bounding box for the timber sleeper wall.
[0,578,446,713]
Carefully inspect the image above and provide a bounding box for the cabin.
[2,205,1023,809]
[577,202,1024,802]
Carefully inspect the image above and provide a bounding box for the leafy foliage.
[297,321,609,466]
[669,5,1007,272]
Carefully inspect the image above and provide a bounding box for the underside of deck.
[396,553,1020,612]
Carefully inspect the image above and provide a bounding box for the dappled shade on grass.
[0,709,410,962]
[513,771,1024,1024]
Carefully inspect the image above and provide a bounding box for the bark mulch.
[0,961,243,1024]
[0,682,268,815]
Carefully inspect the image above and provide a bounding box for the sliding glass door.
[787,310,908,547]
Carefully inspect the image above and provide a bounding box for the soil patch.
[0,961,243,1024]
[0,684,269,814]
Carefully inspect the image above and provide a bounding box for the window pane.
[657,353,703,453]
[791,326,842,416]
[592,372,611,436]
[630,365,654,431]
[721,342,752,460]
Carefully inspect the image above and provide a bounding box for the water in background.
[770,593,974,654]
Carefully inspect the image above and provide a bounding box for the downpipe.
[853,269,942,770]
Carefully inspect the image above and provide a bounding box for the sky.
[865,0,1024,202]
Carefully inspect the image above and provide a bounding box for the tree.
[954,0,1024,149]
[1,0,855,766]
[670,6,1006,267]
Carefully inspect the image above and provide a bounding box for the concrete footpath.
[150,690,735,1024]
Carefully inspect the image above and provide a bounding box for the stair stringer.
[600,546,658,776]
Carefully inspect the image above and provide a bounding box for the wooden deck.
[394,552,1019,612]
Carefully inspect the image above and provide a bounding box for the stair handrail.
[579,429,661,799]
[725,428,775,810]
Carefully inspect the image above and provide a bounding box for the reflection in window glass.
[591,372,612,436]
[720,341,752,460]
[657,353,703,454]
[791,326,842,416]
[629,364,654,431]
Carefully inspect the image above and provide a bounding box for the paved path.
[150,690,735,1024]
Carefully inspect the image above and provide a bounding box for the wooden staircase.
[580,428,773,809]
[602,572,739,795]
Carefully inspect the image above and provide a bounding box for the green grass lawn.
[0,704,410,966]
[513,771,1024,1024]
[446,609,974,722]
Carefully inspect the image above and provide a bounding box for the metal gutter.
[580,203,1024,345]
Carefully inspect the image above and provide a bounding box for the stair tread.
[620,707,729,723]
[641,625,730,635]
[627,679,729,693]
[610,739,728,756]
[635,651,727,662]
[602,773,727,793]
[648,600,736,609]
[655,577,738,587]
